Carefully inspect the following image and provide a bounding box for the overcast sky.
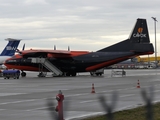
[0,0,159,57]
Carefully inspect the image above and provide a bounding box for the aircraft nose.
[4,58,15,69]
[4,58,10,65]
[3,60,9,68]
[4,57,15,65]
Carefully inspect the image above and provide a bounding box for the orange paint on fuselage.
[47,51,90,58]
[4,64,40,71]
[4,50,90,72]
[70,51,90,57]
[5,49,154,72]
[18,49,89,58]
[86,51,154,71]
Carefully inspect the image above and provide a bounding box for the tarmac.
[0,69,160,120]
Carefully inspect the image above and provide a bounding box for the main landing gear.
[65,72,77,77]
[52,72,77,77]
[90,72,103,76]
[38,72,47,77]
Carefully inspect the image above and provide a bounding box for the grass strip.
[83,102,160,120]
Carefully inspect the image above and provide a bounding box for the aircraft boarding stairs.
[31,58,63,77]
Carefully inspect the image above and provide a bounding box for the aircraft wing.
[20,50,71,58]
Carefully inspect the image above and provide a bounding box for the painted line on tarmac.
[66,104,142,120]
[0,93,27,97]
[0,83,16,84]
[154,90,160,93]
[25,106,50,111]
[0,99,36,105]
[120,94,135,98]
[0,87,158,106]
[0,84,159,107]
[66,93,89,97]
[80,94,135,104]
[101,87,136,94]
[66,112,103,120]
[80,99,98,103]
[116,104,139,111]
[0,85,156,106]
[66,87,136,98]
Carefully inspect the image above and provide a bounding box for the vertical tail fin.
[129,18,150,43]
[1,38,21,56]
[97,18,153,52]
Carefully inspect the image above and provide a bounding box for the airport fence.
[46,87,155,120]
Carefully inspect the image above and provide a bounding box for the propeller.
[68,46,70,51]
[22,43,25,50]
[16,43,25,55]
[54,45,56,50]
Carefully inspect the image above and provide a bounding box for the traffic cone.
[137,80,140,88]
[91,83,95,93]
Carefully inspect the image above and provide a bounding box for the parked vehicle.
[0,70,2,77]
[90,68,104,76]
[3,70,20,79]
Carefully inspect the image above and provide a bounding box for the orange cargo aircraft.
[4,18,154,77]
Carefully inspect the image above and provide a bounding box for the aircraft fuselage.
[5,51,137,73]
[4,19,155,77]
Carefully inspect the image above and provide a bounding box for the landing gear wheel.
[38,72,47,77]
[71,72,76,76]
[21,72,26,77]
[90,72,94,76]
[96,73,102,76]
[66,72,70,76]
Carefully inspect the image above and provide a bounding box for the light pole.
[151,17,158,68]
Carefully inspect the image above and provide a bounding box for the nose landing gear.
[21,71,26,77]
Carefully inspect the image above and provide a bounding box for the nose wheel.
[21,71,26,77]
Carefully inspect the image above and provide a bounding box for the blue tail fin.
[1,38,21,56]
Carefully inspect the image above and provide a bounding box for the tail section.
[129,18,150,43]
[97,18,154,54]
[1,38,21,56]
